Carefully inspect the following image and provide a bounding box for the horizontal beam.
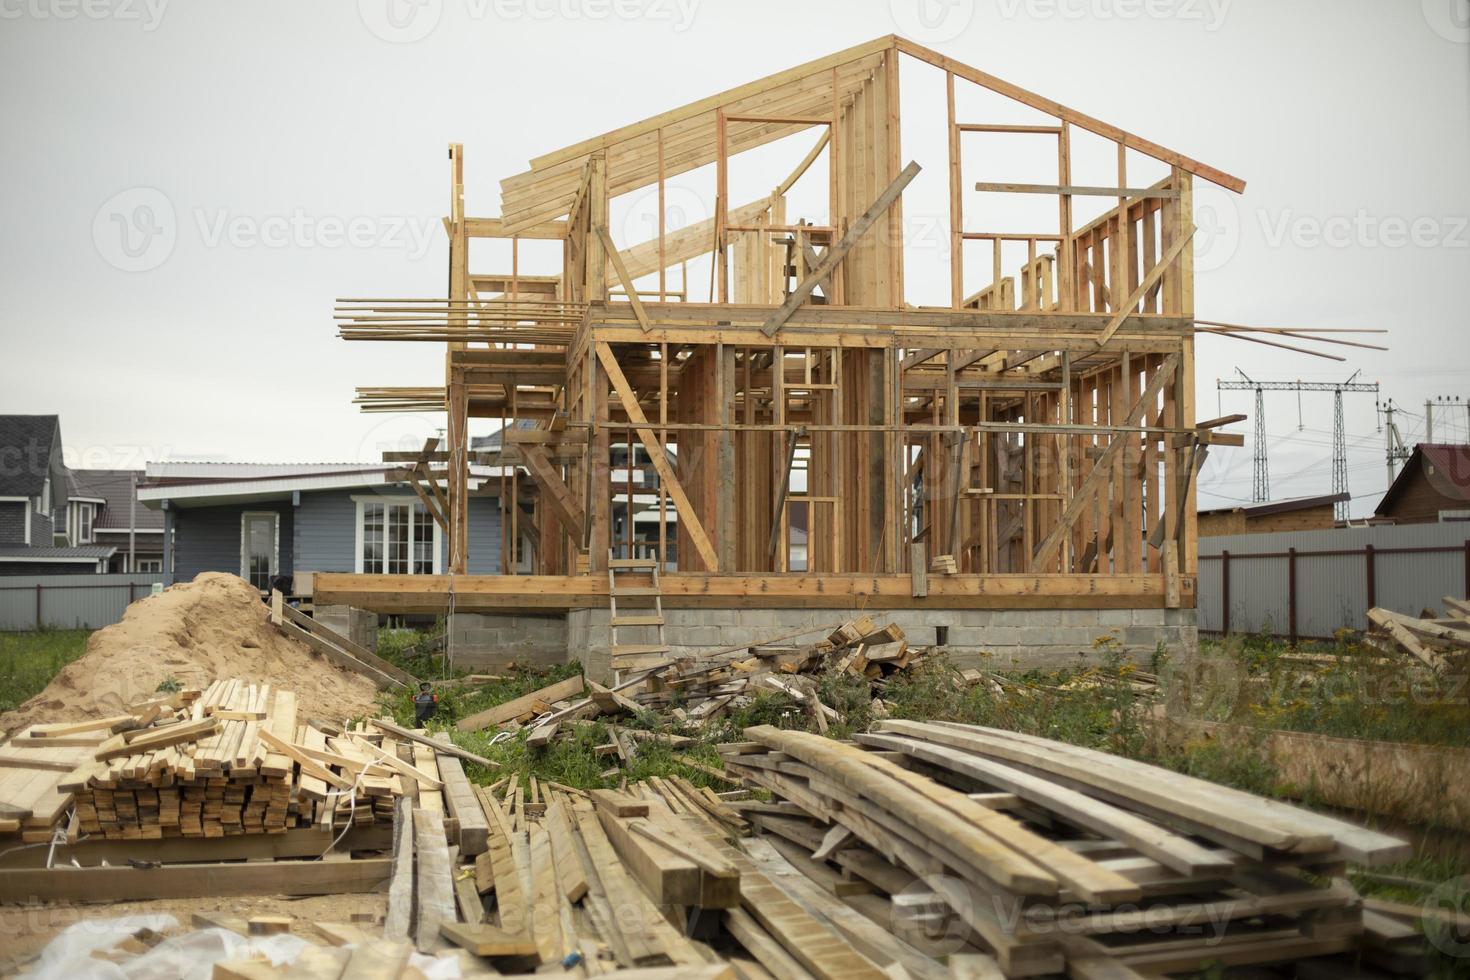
[314,572,1196,613]
[0,858,391,903]
[974,182,1179,199]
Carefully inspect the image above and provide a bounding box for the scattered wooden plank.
[455,675,585,732]
[412,808,456,953]
[0,858,391,903]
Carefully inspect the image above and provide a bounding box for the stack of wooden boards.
[380,767,954,977]
[1365,598,1470,674]
[721,721,1423,978]
[0,718,105,842]
[0,679,497,852]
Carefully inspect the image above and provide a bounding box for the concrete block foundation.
[314,604,378,653]
[447,612,568,670]
[450,605,1196,683]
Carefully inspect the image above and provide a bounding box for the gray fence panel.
[1376,550,1460,620]
[1224,552,1290,635]
[1198,523,1470,639]
[0,574,165,631]
[1296,552,1368,637]
[1197,554,1222,632]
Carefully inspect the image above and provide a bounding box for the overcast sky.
[2,0,1466,516]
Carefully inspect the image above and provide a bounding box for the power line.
[1216,369,1379,519]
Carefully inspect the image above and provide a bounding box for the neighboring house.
[0,415,116,574]
[65,469,165,572]
[138,462,513,590]
[1198,493,1349,537]
[1374,443,1470,525]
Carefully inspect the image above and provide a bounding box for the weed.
[0,630,90,715]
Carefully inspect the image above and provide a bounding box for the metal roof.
[0,544,116,561]
[0,415,59,497]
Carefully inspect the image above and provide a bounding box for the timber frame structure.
[327,35,1247,635]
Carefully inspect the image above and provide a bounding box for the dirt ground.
[0,891,387,968]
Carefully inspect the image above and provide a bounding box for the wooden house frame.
[323,35,1247,639]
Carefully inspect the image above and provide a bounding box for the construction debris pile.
[456,615,933,745]
[1365,598,1470,673]
[0,678,496,846]
[0,676,1437,979]
[76,722,1422,979]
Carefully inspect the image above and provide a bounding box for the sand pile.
[0,573,383,735]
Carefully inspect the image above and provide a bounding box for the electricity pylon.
[1217,370,1379,518]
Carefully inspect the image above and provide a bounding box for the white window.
[77,503,94,544]
[134,557,163,573]
[240,512,279,591]
[40,478,50,515]
[356,498,439,574]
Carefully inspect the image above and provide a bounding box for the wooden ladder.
[607,549,668,677]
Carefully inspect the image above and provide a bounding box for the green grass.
[0,629,91,715]
[1184,632,1470,749]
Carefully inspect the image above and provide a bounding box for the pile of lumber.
[632,616,924,732]
[721,721,1420,978]
[453,617,931,749]
[1364,598,1470,673]
[1,679,497,851]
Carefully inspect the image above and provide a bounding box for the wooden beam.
[595,341,721,571]
[457,675,586,732]
[1096,227,1194,348]
[1032,354,1179,568]
[761,161,922,337]
[896,36,1246,193]
[520,444,587,542]
[595,224,654,332]
[974,182,1178,198]
[0,858,391,903]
